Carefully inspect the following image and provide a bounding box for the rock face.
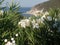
[30,0,60,12]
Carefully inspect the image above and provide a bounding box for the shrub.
[18,9,60,45]
[0,0,23,45]
[0,0,60,45]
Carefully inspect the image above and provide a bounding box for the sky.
[2,0,48,7]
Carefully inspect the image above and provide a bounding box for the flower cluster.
[4,33,18,45]
[18,10,59,30]
[18,18,45,29]
[2,9,60,45]
[18,11,53,28]
[0,10,4,15]
[18,19,30,28]
[40,11,53,21]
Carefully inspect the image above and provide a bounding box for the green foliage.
[0,0,60,45]
[0,0,4,5]
[0,1,23,45]
[18,9,60,45]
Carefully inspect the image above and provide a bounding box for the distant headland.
[26,0,60,15]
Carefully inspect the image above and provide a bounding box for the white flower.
[11,38,14,41]
[18,21,26,28]
[47,16,52,21]
[4,39,7,42]
[41,15,46,21]
[5,41,12,45]
[0,10,4,15]
[55,18,57,21]
[25,19,30,26]
[33,23,39,29]
[29,17,31,20]
[18,19,30,28]
[21,22,26,28]
[18,21,21,25]
[12,40,16,45]
[44,11,49,15]
[40,11,49,21]
[15,33,18,37]
[36,19,41,23]
[31,19,36,24]
[12,40,15,43]
[36,19,44,24]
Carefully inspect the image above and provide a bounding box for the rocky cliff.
[30,0,60,12]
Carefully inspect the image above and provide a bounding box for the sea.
[19,7,32,17]
[3,7,32,17]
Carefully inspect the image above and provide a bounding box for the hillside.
[30,0,60,12]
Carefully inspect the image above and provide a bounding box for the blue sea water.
[20,7,31,13]
[3,7,32,17]
[20,7,32,17]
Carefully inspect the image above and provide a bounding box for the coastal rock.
[28,0,60,15]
